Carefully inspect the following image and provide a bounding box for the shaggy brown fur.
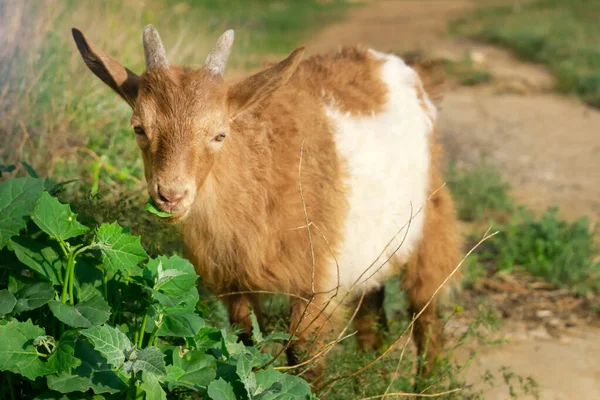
[72,28,460,378]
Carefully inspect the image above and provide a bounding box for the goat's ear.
[227,47,304,119]
[72,28,139,107]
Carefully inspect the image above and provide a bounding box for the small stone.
[547,318,561,328]
[535,309,553,319]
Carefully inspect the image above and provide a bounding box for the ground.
[308,0,600,398]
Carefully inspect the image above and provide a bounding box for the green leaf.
[207,378,237,400]
[0,164,16,177]
[49,295,110,328]
[80,324,132,369]
[123,346,166,376]
[47,330,81,373]
[150,286,199,310]
[0,319,56,379]
[158,312,205,337]
[171,349,217,390]
[47,339,128,394]
[254,368,312,400]
[237,353,257,396]
[0,289,17,317]
[144,197,174,218]
[145,256,198,296]
[94,222,147,274]
[13,281,55,313]
[32,192,89,241]
[250,308,263,345]
[192,327,223,353]
[10,236,63,285]
[141,371,167,400]
[22,161,40,178]
[0,176,45,248]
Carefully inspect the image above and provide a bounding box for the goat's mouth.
[145,196,190,223]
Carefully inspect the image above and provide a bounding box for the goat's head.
[72,25,304,219]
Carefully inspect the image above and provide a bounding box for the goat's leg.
[402,184,461,377]
[354,286,388,351]
[286,293,338,380]
[225,293,262,346]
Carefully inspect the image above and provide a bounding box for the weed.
[473,206,600,295]
[447,162,514,222]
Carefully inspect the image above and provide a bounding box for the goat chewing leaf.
[145,197,174,218]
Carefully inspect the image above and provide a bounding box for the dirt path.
[309,1,600,398]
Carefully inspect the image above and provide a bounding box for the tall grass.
[0,0,349,197]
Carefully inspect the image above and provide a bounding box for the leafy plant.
[0,175,311,399]
[473,206,600,295]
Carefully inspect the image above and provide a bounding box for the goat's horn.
[204,29,234,75]
[143,25,168,69]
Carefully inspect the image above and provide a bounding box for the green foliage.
[453,0,600,108]
[0,176,311,399]
[447,162,513,221]
[474,206,600,294]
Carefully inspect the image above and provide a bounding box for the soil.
[308,0,600,398]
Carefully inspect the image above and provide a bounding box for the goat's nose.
[157,185,186,207]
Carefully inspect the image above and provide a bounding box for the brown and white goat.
[72,25,461,377]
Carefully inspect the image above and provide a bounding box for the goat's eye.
[212,133,226,143]
[134,126,146,136]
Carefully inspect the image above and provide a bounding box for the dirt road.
[309,1,600,398]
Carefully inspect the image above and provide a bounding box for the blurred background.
[1,0,599,398]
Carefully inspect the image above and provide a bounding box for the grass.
[448,162,599,295]
[452,0,600,107]
[447,162,513,222]
[0,0,350,195]
[473,206,600,295]
[0,0,351,251]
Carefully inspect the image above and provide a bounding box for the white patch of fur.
[324,50,435,294]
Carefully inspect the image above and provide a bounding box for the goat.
[72,25,461,378]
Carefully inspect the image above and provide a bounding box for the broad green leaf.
[49,295,110,328]
[13,281,55,313]
[253,368,312,399]
[145,197,174,218]
[0,289,17,316]
[150,286,199,310]
[236,353,257,396]
[47,330,81,373]
[145,256,197,296]
[33,391,100,400]
[47,340,128,394]
[0,176,45,248]
[32,192,89,241]
[80,324,132,369]
[157,312,205,337]
[207,378,236,400]
[123,346,166,376]
[0,319,56,379]
[141,371,167,400]
[94,222,147,274]
[171,349,217,390]
[10,236,63,285]
[192,327,223,353]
